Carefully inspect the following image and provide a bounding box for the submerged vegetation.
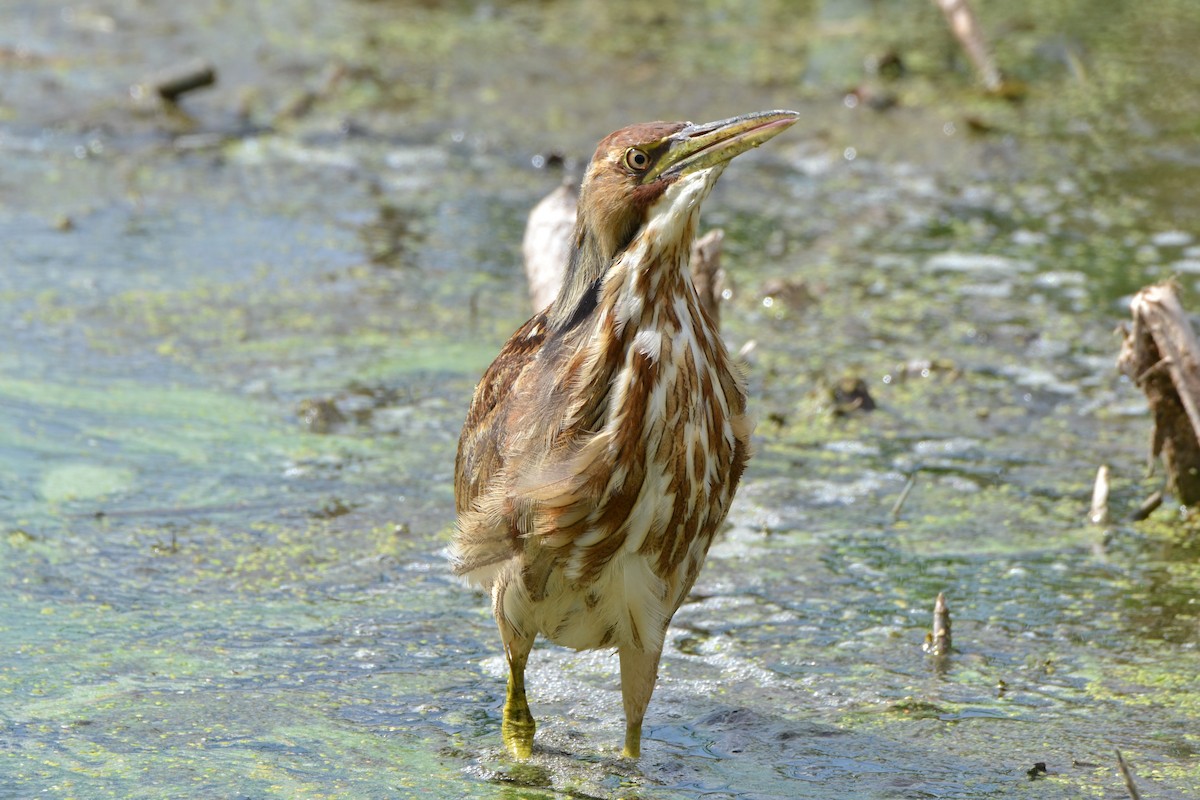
[2,0,1199,797]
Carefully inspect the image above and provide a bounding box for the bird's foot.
[621,724,641,759]
[502,688,536,759]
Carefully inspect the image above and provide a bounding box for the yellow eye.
[624,147,650,171]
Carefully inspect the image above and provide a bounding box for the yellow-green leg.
[501,635,536,759]
[619,644,662,759]
[623,723,642,760]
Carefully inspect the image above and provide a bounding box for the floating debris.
[311,498,355,519]
[142,58,216,103]
[831,376,876,416]
[297,398,346,434]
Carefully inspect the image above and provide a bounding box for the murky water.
[3,1,1199,797]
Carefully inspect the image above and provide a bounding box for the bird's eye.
[624,148,650,172]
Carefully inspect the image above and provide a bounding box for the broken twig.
[1131,489,1163,522]
[144,58,216,102]
[890,471,919,519]
[1117,281,1200,505]
[1088,464,1110,525]
[923,591,952,656]
[1115,749,1142,800]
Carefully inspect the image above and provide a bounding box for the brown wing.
[453,307,626,585]
[454,312,548,517]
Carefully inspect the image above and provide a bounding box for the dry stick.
[1089,464,1111,525]
[890,471,919,519]
[930,592,952,656]
[923,592,952,656]
[1131,489,1163,522]
[1115,749,1142,800]
[146,58,216,102]
[931,0,1003,91]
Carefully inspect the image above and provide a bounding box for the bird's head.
[549,110,798,332]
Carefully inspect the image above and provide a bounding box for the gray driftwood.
[1117,281,1200,506]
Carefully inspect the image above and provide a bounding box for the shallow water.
[2,0,1200,798]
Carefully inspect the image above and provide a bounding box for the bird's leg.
[501,631,536,759]
[618,643,664,758]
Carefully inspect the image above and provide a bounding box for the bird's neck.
[547,169,721,335]
[607,171,717,332]
[545,227,609,333]
[540,172,741,476]
[607,212,700,333]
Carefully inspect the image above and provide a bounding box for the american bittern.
[453,110,798,759]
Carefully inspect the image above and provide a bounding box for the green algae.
[3,0,1200,798]
[1,510,480,798]
[38,464,136,503]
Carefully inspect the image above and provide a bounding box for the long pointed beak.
[645,109,799,182]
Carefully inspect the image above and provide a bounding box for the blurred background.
[2,1,1199,798]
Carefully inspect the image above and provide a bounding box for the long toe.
[502,695,536,759]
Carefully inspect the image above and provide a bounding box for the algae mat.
[3,0,1200,797]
